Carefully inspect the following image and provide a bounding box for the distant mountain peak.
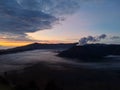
[32,42,40,45]
[27,42,41,46]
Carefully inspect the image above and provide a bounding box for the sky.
[0,0,120,46]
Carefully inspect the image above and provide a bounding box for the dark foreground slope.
[0,43,75,55]
[58,44,120,60]
[1,62,120,90]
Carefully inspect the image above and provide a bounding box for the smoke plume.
[77,34,107,45]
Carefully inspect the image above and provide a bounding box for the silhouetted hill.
[58,44,120,60]
[0,43,76,55]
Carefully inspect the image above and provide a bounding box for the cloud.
[78,34,107,45]
[0,0,82,37]
[110,36,120,39]
[16,0,81,15]
[0,0,58,35]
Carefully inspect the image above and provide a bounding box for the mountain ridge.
[0,43,76,55]
[58,44,120,60]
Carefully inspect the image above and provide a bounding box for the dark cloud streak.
[0,33,49,43]
[111,36,120,39]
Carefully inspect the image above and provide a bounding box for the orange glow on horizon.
[0,40,74,47]
[0,39,32,46]
[0,42,32,47]
[0,32,77,47]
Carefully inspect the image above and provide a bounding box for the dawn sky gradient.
[0,0,120,46]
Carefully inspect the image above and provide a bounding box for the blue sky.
[0,0,120,46]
